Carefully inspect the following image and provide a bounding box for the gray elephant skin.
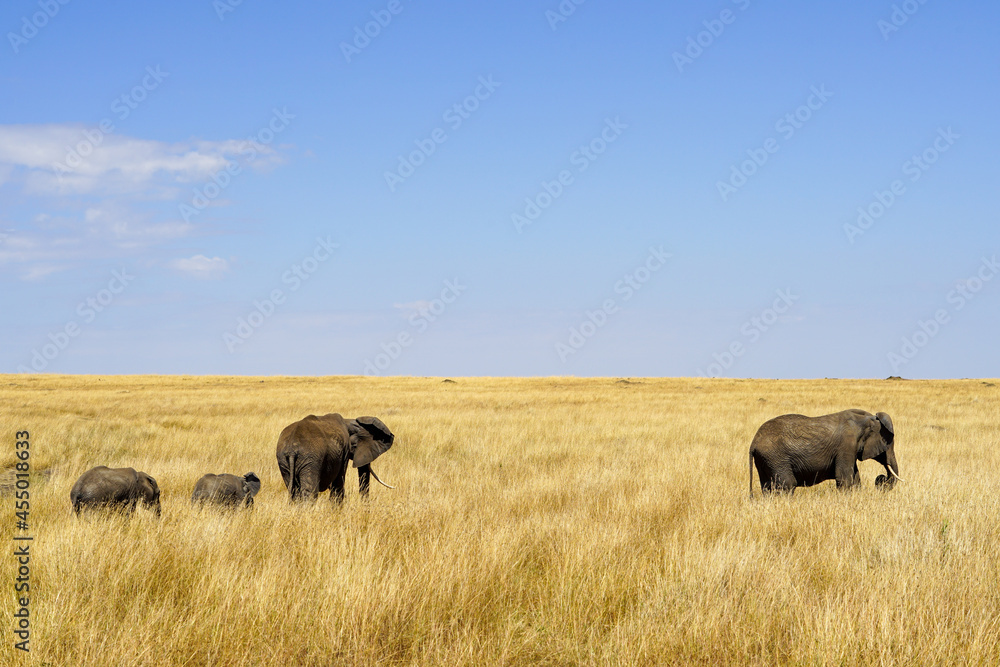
[191,472,261,508]
[70,466,162,515]
[749,409,902,496]
[276,413,395,503]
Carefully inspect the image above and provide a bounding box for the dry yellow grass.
[2,375,999,666]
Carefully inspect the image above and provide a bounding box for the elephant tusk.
[370,467,395,490]
[888,467,904,483]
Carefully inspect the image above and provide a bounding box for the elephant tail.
[748,449,754,501]
[287,452,298,501]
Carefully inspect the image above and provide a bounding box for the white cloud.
[169,254,230,279]
[0,124,280,197]
[0,123,287,280]
[19,264,66,281]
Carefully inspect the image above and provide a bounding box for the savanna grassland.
[2,375,999,666]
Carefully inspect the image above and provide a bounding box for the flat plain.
[2,375,999,666]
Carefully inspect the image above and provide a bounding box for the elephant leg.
[835,460,859,490]
[330,465,347,505]
[358,464,371,499]
[331,486,345,504]
[278,462,292,496]
[768,471,796,494]
[755,457,796,494]
[298,466,321,502]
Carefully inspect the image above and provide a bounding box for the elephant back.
[277,414,350,455]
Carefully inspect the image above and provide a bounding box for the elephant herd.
[69,407,904,515]
[69,413,395,515]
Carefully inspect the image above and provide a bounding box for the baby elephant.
[70,466,161,516]
[191,472,261,508]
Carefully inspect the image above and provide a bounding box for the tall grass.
[2,375,999,665]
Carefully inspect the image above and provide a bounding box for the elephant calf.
[749,409,902,497]
[191,472,261,508]
[70,466,161,516]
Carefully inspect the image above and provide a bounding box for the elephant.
[276,414,395,504]
[70,466,161,516]
[191,472,261,508]
[749,409,902,497]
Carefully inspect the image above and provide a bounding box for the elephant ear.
[142,473,160,496]
[350,416,394,468]
[242,472,261,498]
[860,416,888,460]
[876,412,894,441]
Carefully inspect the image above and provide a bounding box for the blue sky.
[2,0,997,378]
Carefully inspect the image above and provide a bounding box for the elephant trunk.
[875,450,903,488]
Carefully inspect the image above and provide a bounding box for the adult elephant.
[70,466,161,516]
[276,414,395,504]
[191,472,261,508]
[749,409,902,497]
